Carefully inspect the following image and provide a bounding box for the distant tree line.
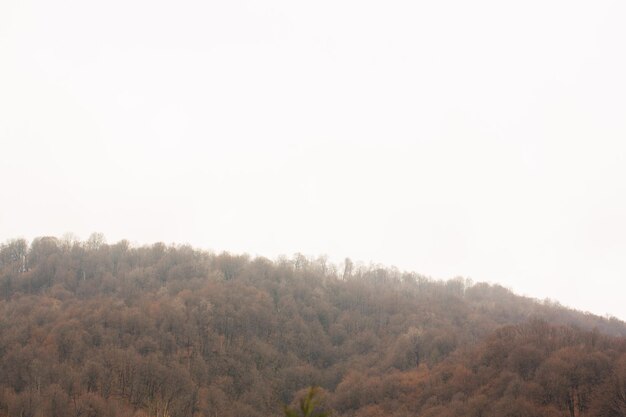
[0,235,624,417]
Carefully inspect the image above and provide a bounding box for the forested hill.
[1,236,625,417]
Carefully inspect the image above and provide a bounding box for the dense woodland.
[0,235,625,417]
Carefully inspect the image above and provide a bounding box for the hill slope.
[0,236,625,417]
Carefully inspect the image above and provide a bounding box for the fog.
[1,0,625,319]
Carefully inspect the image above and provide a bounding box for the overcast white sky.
[1,0,625,319]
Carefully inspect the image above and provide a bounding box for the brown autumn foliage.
[0,235,624,417]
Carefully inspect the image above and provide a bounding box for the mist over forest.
[1,235,625,417]
[3,0,626,415]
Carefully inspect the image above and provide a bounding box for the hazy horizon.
[4,231,625,322]
[2,0,625,320]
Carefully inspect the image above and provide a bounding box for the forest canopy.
[0,235,625,417]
